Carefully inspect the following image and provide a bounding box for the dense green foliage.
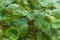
[0,0,60,40]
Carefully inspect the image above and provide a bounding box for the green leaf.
[28,10,44,20]
[25,34,35,40]
[12,18,28,27]
[52,19,60,28]
[17,25,28,38]
[0,29,3,40]
[7,4,24,12]
[51,35,59,40]
[3,20,11,26]
[0,15,2,21]
[1,0,14,6]
[36,31,44,40]
[34,19,48,30]
[3,38,10,40]
[9,34,17,40]
[4,27,17,37]
[43,25,52,36]
[0,3,5,12]
[52,9,60,19]
[55,29,60,38]
[34,19,43,30]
